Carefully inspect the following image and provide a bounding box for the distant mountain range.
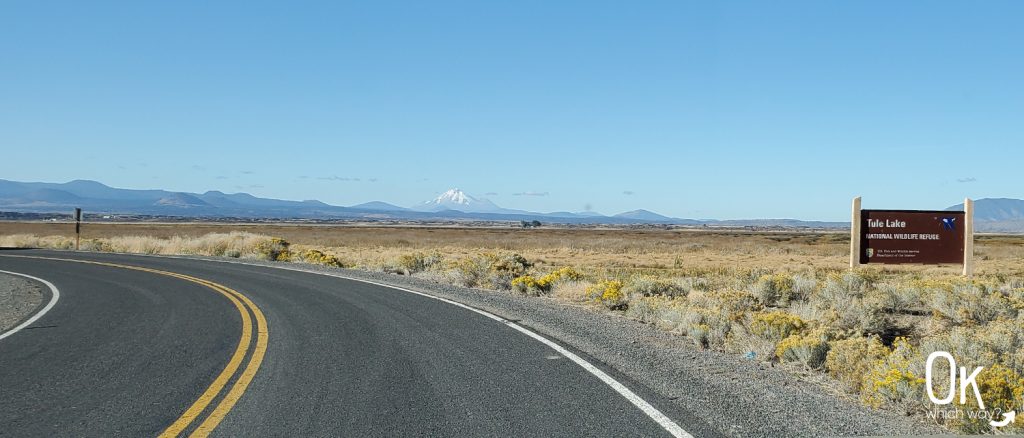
[2,181,709,225]
[2,179,1021,231]
[946,198,1024,233]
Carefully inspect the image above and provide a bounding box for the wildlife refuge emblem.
[941,217,957,231]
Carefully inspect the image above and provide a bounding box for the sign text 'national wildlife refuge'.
[859,210,965,264]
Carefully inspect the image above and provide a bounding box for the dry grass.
[0,231,291,260]
[5,221,1023,276]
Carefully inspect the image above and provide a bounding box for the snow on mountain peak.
[437,188,473,205]
[414,188,501,213]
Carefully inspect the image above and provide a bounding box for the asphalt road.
[0,250,709,437]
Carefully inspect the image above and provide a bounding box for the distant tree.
[520,220,542,228]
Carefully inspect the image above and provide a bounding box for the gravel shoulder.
[0,271,45,333]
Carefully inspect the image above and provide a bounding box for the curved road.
[0,250,712,437]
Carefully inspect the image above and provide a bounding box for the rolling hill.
[947,198,1024,232]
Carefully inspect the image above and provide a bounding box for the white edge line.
[315,274,693,438]
[0,269,61,341]
[0,252,692,438]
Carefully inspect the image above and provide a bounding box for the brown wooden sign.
[859,210,965,264]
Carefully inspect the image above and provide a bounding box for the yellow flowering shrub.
[825,336,889,392]
[776,329,830,369]
[867,368,925,410]
[909,278,957,293]
[979,364,1024,414]
[299,249,346,268]
[587,279,626,310]
[511,267,583,295]
[751,311,806,342]
[625,275,689,298]
[256,237,291,261]
[752,273,795,306]
[449,256,491,288]
[699,289,760,314]
[1006,288,1024,311]
[537,267,583,290]
[556,266,584,280]
[863,338,926,413]
[936,364,1024,433]
[511,275,538,292]
[396,251,438,274]
[486,252,532,277]
[484,252,533,289]
[625,295,673,324]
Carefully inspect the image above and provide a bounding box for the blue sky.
[2,1,1021,220]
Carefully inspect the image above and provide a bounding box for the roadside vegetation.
[2,225,1023,434]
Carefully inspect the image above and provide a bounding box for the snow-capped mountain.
[413,188,503,213]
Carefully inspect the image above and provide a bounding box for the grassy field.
[3,221,1024,434]
[5,220,1024,275]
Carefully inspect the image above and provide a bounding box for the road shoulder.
[0,271,45,334]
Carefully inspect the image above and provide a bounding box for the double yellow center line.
[153,264,268,437]
[2,255,268,438]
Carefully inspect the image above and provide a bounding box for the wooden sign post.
[850,197,861,269]
[74,208,81,251]
[850,197,974,277]
[963,198,974,277]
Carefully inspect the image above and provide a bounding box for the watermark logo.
[925,351,1016,428]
